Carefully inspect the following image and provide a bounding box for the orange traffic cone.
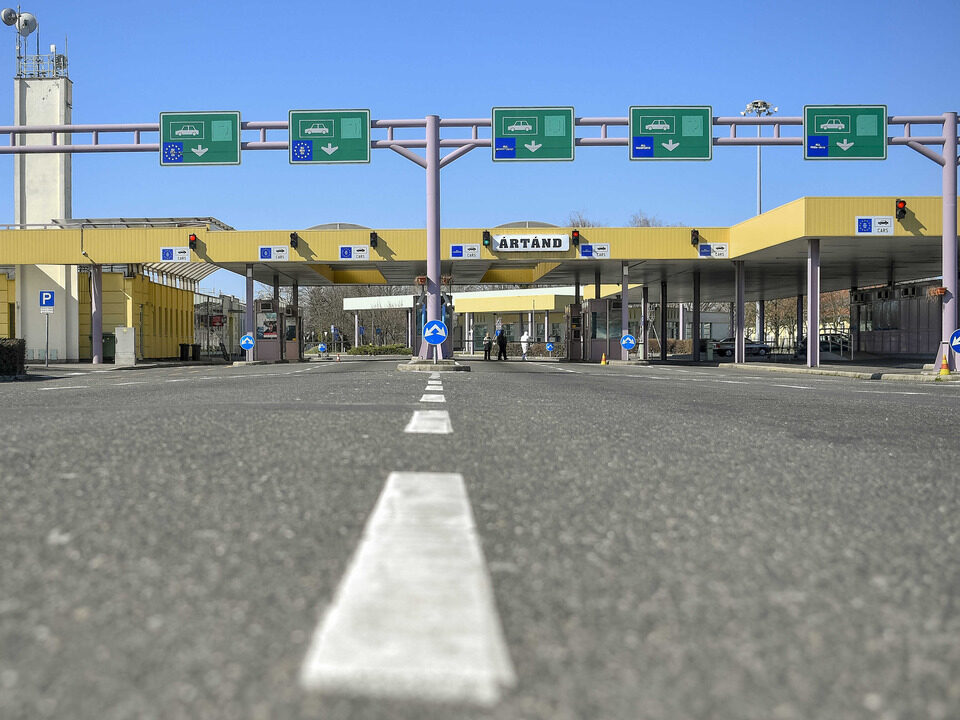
[940,349,951,376]
[600,352,607,365]
[336,353,341,363]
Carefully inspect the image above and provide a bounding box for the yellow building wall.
[0,275,13,338]
[77,272,194,360]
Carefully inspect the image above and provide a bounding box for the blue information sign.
[39,290,55,307]
[620,334,637,350]
[422,320,448,345]
[546,342,555,353]
[240,334,255,351]
[318,343,327,353]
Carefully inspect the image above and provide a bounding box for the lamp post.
[741,100,778,341]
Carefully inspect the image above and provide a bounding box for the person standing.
[520,330,530,361]
[496,330,508,361]
[483,332,492,361]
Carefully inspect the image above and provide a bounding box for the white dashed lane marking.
[404,410,453,434]
[300,472,515,706]
[419,393,446,403]
[38,385,88,391]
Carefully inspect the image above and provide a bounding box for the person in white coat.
[520,330,530,360]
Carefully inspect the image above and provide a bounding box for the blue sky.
[1,0,956,297]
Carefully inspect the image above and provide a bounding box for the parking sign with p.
[39,290,55,313]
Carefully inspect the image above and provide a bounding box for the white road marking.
[771,384,812,389]
[300,472,515,706]
[853,390,925,396]
[39,385,88,391]
[429,372,441,379]
[529,362,580,374]
[165,378,191,383]
[423,387,443,393]
[419,393,446,403]
[426,381,443,387]
[404,410,453,434]
[112,381,148,386]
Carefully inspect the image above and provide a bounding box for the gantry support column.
[292,280,300,360]
[692,270,701,362]
[91,264,102,364]
[940,112,958,371]
[641,286,649,361]
[734,261,745,364]
[796,294,804,352]
[621,263,630,360]
[418,115,442,359]
[274,274,283,361]
[807,239,821,368]
[659,281,667,361]
[245,265,254,361]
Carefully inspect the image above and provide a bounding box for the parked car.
[798,333,850,353]
[712,337,771,357]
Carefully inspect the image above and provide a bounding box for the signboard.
[422,320,448,345]
[160,111,241,166]
[804,105,887,160]
[855,216,895,235]
[259,246,289,261]
[239,334,255,351]
[339,245,370,261]
[39,290,54,314]
[160,247,191,262]
[492,106,575,162]
[620,334,637,350]
[210,315,224,327]
[545,342,555,353]
[289,109,370,164]
[629,106,713,161]
[318,343,327,353]
[450,243,482,259]
[579,243,610,258]
[492,234,569,252]
[698,243,729,258]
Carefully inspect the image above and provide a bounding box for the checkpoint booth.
[252,298,302,362]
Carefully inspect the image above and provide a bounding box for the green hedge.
[347,343,412,356]
[0,338,25,377]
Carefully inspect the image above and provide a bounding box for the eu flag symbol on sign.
[340,247,353,259]
[291,140,312,161]
[857,218,872,233]
[161,248,174,261]
[162,142,183,163]
[260,247,272,260]
[494,137,516,159]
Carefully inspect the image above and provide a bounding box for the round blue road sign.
[240,334,255,351]
[620,334,637,350]
[318,343,327,353]
[950,328,960,353]
[546,342,555,353]
[422,320,448,345]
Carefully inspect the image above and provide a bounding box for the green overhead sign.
[160,111,241,166]
[629,106,713,160]
[492,106,575,162]
[804,105,887,160]
[289,109,371,164]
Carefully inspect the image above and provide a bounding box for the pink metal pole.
[91,265,103,364]
[419,115,442,359]
[941,112,958,371]
[807,239,821,368]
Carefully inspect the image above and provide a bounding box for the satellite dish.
[16,12,37,37]
[0,8,16,26]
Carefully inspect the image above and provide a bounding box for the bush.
[0,338,26,377]
[347,343,412,356]
[647,338,691,355]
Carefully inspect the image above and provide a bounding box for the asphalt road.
[2,359,959,720]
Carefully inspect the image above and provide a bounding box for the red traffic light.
[571,229,580,245]
[895,199,907,219]
[188,233,198,249]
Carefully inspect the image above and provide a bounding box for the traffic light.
[369,231,378,248]
[691,229,700,246]
[289,232,299,249]
[188,233,198,250]
[482,230,491,247]
[571,229,580,246]
[895,199,907,220]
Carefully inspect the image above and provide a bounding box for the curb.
[720,363,960,383]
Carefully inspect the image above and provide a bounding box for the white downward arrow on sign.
[191,145,208,157]
[837,140,854,151]
[321,143,339,155]
[661,140,680,151]
[524,141,542,153]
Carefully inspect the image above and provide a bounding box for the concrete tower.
[12,31,76,361]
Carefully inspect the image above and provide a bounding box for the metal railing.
[17,52,68,79]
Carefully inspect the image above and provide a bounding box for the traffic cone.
[336,353,341,363]
[940,349,951,376]
[600,352,607,365]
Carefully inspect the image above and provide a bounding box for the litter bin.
[179,343,190,361]
[191,344,201,361]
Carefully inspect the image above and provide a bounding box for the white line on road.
[419,393,446,403]
[529,362,580,373]
[38,385,88,391]
[300,472,515,706]
[429,372,441,379]
[853,390,925,396]
[404,410,453,434]
[771,384,812,389]
[112,381,148,386]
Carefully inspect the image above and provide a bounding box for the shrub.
[0,338,26,377]
[347,343,412,356]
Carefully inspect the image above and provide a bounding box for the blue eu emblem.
[292,140,313,161]
[162,142,183,163]
[161,248,174,261]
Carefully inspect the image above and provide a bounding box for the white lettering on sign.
[711,243,729,258]
[855,216,894,235]
[590,243,611,258]
[492,234,570,252]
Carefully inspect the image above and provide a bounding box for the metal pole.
[44,313,49,368]
[796,294,804,352]
[692,270,701,362]
[641,285,649,361]
[735,261,745,363]
[245,264,254,361]
[941,112,958,371]
[621,262,630,361]
[91,264,103,364]
[807,239,821,368]
[659,281,667,361]
[274,274,283,361]
[420,114,441,359]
